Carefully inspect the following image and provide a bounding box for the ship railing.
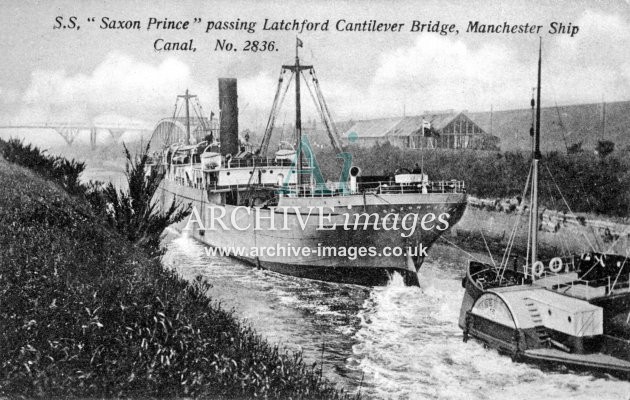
[540,270,630,298]
[156,157,306,171]
[204,158,309,170]
[205,182,279,191]
[527,254,629,296]
[202,179,466,197]
[371,180,466,195]
[544,274,592,299]
[204,182,336,196]
[277,180,466,197]
[590,275,630,296]
[223,158,293,169]
[525,255,578,279]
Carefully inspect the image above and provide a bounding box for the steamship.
[149,42,467,286]
[459,42,630,377]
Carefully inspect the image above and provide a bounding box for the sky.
[0,0,628,145]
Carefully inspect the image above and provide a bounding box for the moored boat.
[458,40,630,378]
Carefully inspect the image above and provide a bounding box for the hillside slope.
[0,156,346,399]
[468,100,630,152]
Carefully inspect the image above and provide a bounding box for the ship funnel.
[349,166,361,193]
[219,78,239,157]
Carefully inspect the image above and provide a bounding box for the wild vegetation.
[85,143,191,253]
[0,138,349,399]
[0,138,86,195]
[315,142,630,218]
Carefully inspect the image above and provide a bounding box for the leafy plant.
[596,140,615,157]
[87,143,191,253]
[0,137,85,195]
[567,141,583,154]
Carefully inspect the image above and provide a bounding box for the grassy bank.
[0,143,348,398]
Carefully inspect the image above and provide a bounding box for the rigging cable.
[479,227,497,268]
[542,170,571,256]
[165,100,184,147]
[543,163,597,253]
[195,98,209,131]
[301,70,333,148]
[438,235,487,265]
[268,70,294,151]
[163,99,180,146]
[310,69,343,153]
[499,162,533,282]
[191,102,205,142]
[610,256,629,294]
[245,71,294,200]
[259,69,287,154]
[259,69,294,155]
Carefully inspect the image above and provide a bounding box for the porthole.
[548,309,552,316]
[568,316,572,322]
[227,172,231,176]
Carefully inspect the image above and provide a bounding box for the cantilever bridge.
[0,122,154,147]
[0,116,217,149]
[0,90,222,149]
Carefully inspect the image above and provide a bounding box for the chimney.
[219,78,239,156]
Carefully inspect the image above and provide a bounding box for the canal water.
[162,232,630,400]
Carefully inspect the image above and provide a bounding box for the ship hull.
[464,312,630,379]
[459,261,630,379]
[160,179,466,286]
[233,258,417,286]
[458,261,488,329]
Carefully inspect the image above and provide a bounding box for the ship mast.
[530,39,542,266]
[178,89,196,145]
[257,39,344,181]
[281,38,311,185]
[295,39,303,185]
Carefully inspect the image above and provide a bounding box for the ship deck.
[533,273,578,289]
[533,273,609,300]
[524,348,630,372]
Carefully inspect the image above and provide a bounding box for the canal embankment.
[445,196,629,262]
[0,138,348,399]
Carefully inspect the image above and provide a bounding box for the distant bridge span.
[0,123,154,147]
[148,117,218,150]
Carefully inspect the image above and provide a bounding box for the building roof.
[344,117,403,138]
[344,112,465,139]
[422,112,460,130]
[390,116,426,137]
